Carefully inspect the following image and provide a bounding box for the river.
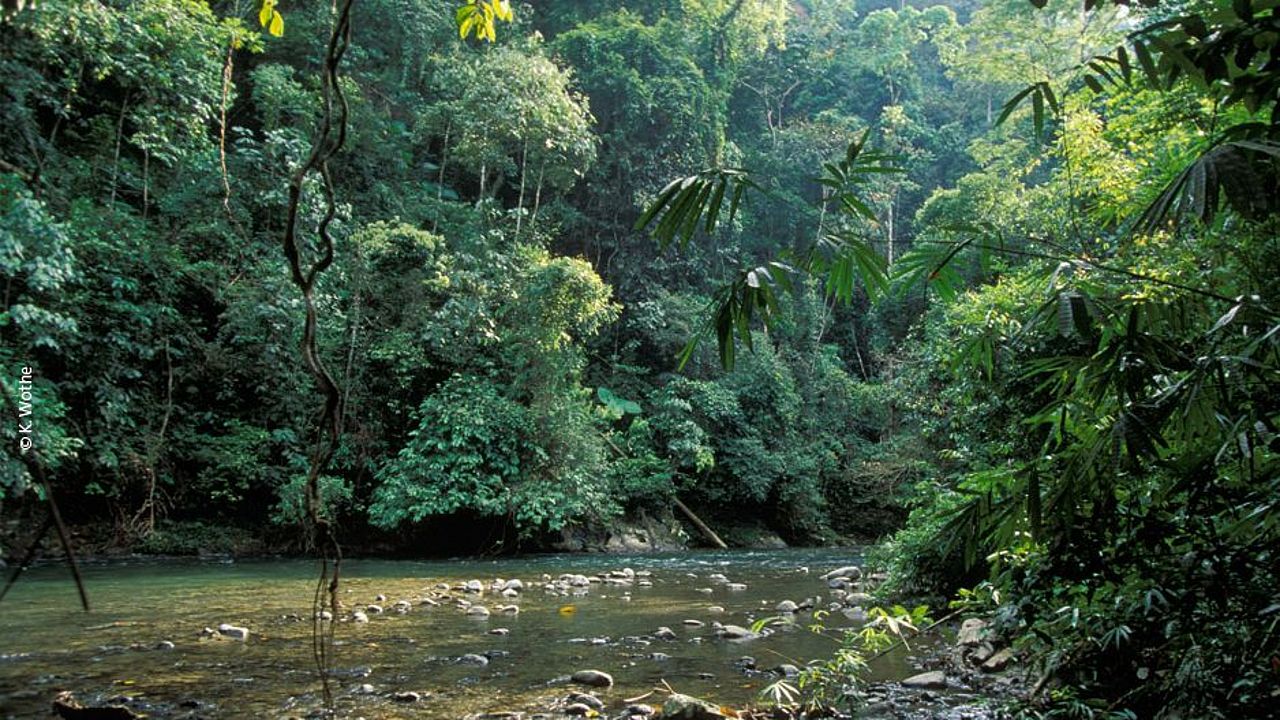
[0,549,979,718]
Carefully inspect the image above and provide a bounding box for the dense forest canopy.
[1,0,1277,716]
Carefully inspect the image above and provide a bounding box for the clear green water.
[0,550,935,718]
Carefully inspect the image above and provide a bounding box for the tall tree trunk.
[886,199,895,266]
[434,120,451,233]
[109,93,131,207]
[515,140,528,240]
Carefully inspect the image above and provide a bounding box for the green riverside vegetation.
[1,0,1276,717]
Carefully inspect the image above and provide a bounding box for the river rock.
[467,606,491,617]
[956,618,988,646]
[626,703,656,716]
[570,669,614,687]
[566,692,605,710]
[52,691,141,720]
[353,683,376,695]
[501,579,524,592]
[982,647,1015,672]
[497,604,520,615]
[820,565,862,581]
[902,670,947,689]
[707,605,725,613]
[393,600,412,613]
[844,592,874,605]
[649,652,671,662]
[775,600,798,613]
[775,663,801,678]
[217,623,249,641]
[682,619,704,627]
[464,580,484,593]
[969,642,995,663]
[695,588,713,594]
[457,653,490,666]
[725,583,747,591]
[366,604,384,614]
[489,628,510,636]
[717,624,758,641]
[707,573,729,583]
[653,626,677,641]
[391,691,421,703]
[658,692,724,719]
[154,640,175,650]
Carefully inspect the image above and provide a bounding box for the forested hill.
[1,0,1276,569]
[0,0,978,552]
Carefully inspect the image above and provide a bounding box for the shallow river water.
[0,549,964,718]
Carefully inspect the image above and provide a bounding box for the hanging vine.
[274,0,353,706]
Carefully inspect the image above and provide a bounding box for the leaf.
[268,11,284,37]
[995,84,1037,127]
[258,0,273,28]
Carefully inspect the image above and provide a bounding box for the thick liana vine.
[277,0,354,707]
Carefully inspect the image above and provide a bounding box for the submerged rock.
[716,624,759,641]
[457,653,490,667]
[653,626,677,641]
[217,623,249,641]
[51,691,141,720]
[570,669,613,687]
[775,600,798,613]
[391,691,422,703]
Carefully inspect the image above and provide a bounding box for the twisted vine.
[279,0,354,707]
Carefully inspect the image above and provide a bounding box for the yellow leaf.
[268,11,283,37]
[258,0,273,27]
[719,707,740,718]
[558,604,576,615]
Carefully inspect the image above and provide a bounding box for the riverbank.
[2,508,863,566]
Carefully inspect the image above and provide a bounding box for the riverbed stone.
[625,703,656,716]
[659,692,724,719]
[467,605,491,617]
[725,582,747,591]
[497,604,520,615]
[957,618,988,646]
[570,669,613,687]
[775,663,801,678]
[464,579,484,593]
[217,623,249,641]
[902,670,947,689]
[820,565,862,581]
[489,628,510,636]
[653,626,677,640]
[707,605,725,613]
[566,692,604,710]
[458,653,490,666]
[154,641,175,650]
[682,619,704,627]
[390,691,421,703]
[717,624,758,641]
[775,600,798,613]
[366,604,384,614]
[982,647,1015,672]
